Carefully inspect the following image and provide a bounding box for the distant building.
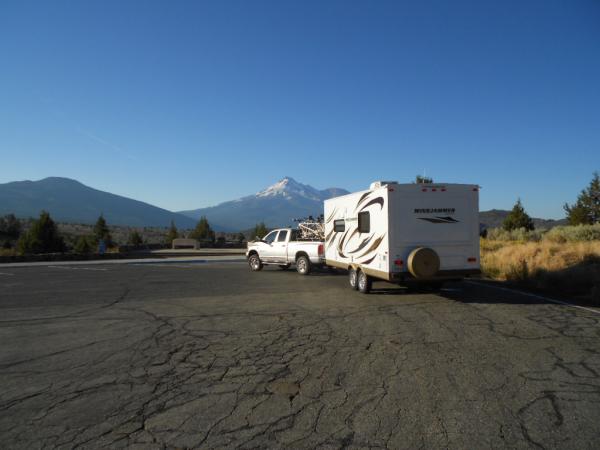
[172,238,200,250]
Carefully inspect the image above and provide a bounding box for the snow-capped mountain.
[178,177,349,231]
[256,177,323,201]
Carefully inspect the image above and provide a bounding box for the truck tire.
[349,268,359,290]
[357,270,372,294]
[248,254,263,272]
[278,264,290,270]
[296,255,311,275]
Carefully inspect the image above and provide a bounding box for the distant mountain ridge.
[479,209,567,230]
[178,177,349,231]
[0,177,197,228]
[0,176,567,231]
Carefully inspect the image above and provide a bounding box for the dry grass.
[481,239,600,304]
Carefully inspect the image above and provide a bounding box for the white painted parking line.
[0,255,246,268]
[466,280,600,315]
[130,260,246,268]
[47,266,108,271]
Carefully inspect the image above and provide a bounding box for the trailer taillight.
[468,257,477,262]
[394,259,403,266]
[318,244,324,255]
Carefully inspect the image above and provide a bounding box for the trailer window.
[277,230,288,242]
[358,212,370,233]
[334,219,345,232]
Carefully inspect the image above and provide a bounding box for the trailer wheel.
[296,255,311,275]
[278,264,290,270]
[357,270,372,294]
[248,254,263,272]
[349,268,359,290]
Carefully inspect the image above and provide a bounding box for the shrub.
[543,224,600,243]
[486,227,545,242]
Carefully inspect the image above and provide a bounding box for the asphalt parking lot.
[1,261,599,449]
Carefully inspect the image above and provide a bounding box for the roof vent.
[370,180,397,190]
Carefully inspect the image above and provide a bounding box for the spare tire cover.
[407,247,440,278]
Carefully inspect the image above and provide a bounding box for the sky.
[1,0,599,219]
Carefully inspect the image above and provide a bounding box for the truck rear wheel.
[357,270,372,294]
[296,255,311,275]
[248,254,263,272]
[349,268,359,290]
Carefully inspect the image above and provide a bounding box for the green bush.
[486,227,546,242]
[543,224,600,243]
[486,224,600,243]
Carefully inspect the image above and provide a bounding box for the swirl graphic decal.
[325,207,338,224]
[336,229,350,258]
[358,254,378,265]
[357,234,385,258]
[359,197,384,211]
[347,235,374,254]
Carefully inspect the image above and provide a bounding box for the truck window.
[290,230,298,240]
[264,231,278,244]
[334,219,345,232]
[277,230,288,242]
[358,212,370,233]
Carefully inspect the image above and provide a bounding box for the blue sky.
[1,0,599,218]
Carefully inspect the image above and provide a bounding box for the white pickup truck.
[246,228,324,275]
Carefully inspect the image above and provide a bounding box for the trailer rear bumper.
[390,269,481,282]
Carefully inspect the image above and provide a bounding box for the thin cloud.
[74,126,138,162]
[46,103,138,162]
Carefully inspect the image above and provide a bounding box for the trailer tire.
[357,270,372,294]
[248,254,263,272]
[407,247,440,279]
[296,255,311,275]
[349,268,359,290]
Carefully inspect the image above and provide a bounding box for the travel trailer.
[324,181,481,293]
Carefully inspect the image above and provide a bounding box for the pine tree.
[0,214,21,239]
[166,220,179,244]
[93,214,113,246]
[503,199,534,231]
[74,235,94,254]
[17,211,66,254]
[564,172,600,225]
[252,222,268,239]
[128,230,143,246]
[190,216,215,241]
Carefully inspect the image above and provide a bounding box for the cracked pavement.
[1,262,599,449]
